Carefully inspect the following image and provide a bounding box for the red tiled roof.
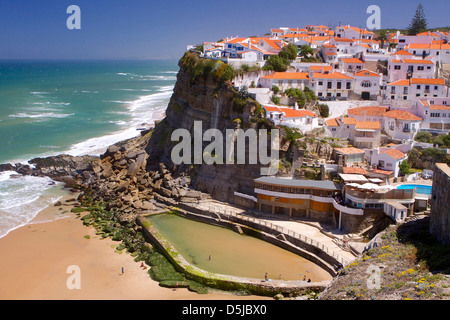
[261,72,309,80]
[381,148,407,160]
[383,110,422,121]
[356,121,381,130]
[342,58,364,64]
[343,167,369,175]
[372,169,394,176]
[325,118,339,127]
[263,106,318,118]
[354,69,380,77]
[334,147,365,155]
[410,78,445,85]
[347,106,389,116]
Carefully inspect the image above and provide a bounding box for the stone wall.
[430,163,450,245]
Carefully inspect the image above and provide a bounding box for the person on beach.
[121,267,124,274]
[265,273,268,281]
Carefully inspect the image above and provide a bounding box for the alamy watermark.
[66,5,81,30]
[171,121,280,176]
[66,265,81,290]
[366,5,381,30]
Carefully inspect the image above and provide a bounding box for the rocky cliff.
[143,52,288,203]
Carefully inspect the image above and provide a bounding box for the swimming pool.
[397,184,432,195]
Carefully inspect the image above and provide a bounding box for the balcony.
[403,127,411,133]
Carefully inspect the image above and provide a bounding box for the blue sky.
[0,0,448,60]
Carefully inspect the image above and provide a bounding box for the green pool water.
[146,213,332,282]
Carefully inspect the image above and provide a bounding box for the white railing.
[185,202,350,266]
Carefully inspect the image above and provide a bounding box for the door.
[361,91,370,100]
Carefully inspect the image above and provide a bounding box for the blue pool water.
[397,184,432,195]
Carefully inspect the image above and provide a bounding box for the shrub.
[272,85,280,94]
[415,131,433,143]
[318,103,329,118]
[399,160,411,176]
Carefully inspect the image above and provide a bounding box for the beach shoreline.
[0,190,268,300]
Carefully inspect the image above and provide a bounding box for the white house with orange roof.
[308,72,354,100]
[404,43,450,64]
[339,58,365,73]
[387,58,435,82]
[335,25,375,40]
[382,109,423,141]
[347,106,389,123]
[262,105,319,131]
[321,44,338,63]
[352,69,382,100]
[415,98,450,132]
[386,78,446,101]
[258,72,310,91]
[325,116,382,149]
[370,147,408,178]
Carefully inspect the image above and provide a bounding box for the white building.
[325,116,382,149]
[382,109,423,141]
[308,72,354,99]
[339,58,365,73]
[387,58,435,82]
[263,105,319,132]
[335,25,375,40]
[352,69,382,100]
[404,43,450,64]
[258,72,309,91]
[415,98,450,132]
[386,78,447,101]
[370,147,408,178]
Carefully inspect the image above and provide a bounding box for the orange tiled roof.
[342,58,364,64]
[383,110,422,121]
[263,106,318,118]
[430,105,450,111]
[347,106,389,116]
[356,121,381,130]
[410,78,445,85]
[393,50,413,55]
[343,167,369,175]
[388,79,410,86]
[261,72,309,80]
[313,72,354,80]
[402,59,434,65]
[343,117,357,125]
[325,118,339,127]
[334,147,365,155]
[354,69,380,77]
[381,148,406,160]
[372,169,394,175]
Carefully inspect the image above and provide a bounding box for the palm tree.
[376,30,389,49]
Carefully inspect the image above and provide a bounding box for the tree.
[279,43,299,61]
[376,30,389,48]
[300,45,314,58]
[318,104,329,118]
[262,55,288,72]
[399,160,411,176]
[407,4,428,35]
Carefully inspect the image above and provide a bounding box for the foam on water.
[0,171,68,238]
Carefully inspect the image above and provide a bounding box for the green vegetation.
[407,3,428,35]
[407,147,450,169]
[179,51,235,85]
[414,132,450,147]
[399,160,411,176]
[318,103,329,118]
[262,43,298,72]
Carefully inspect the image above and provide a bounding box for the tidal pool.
[146,213,333,282]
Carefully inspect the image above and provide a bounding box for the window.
[337,93,341,97]
[394,65,401,70]
[346,82,351,89]
[417,85,421,90]
[361,81,372,88]
[391,87,396,94]
[387,163,393,168]
[318,81,323,86]
[434,86,439,91]
[403,87,408,94]
[418,66,425,71]
[327,82,332,89]
[337,82,342,89]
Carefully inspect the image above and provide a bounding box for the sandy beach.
[0,192,268,300]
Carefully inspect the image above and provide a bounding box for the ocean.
[0,60,178,238]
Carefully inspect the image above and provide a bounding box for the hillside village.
[186,23,450,234]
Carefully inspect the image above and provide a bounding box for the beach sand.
[0,192,268,300]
